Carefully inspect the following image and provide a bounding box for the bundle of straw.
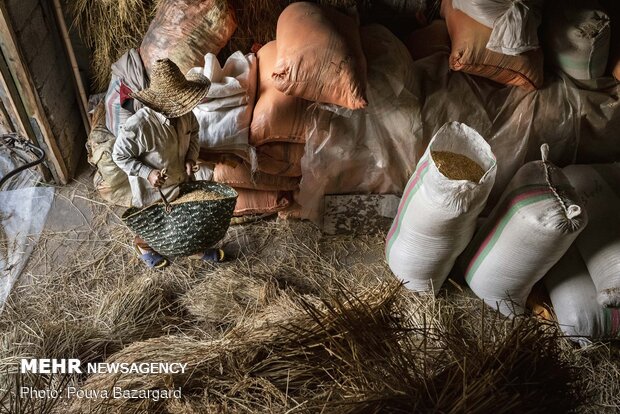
[68,0,160,92]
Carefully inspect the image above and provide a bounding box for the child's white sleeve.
[112,127,153,180]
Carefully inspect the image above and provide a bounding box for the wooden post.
[52,0,90,134]
[0,0,70,184]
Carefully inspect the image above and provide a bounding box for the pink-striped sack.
[386,122,497,294]
[461,144,588,316]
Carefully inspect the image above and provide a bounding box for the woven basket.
[122,181,238,257]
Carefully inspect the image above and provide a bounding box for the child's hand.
[148,169,166,188]
[185,160,196,177]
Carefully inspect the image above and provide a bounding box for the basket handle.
[158,167,172,213]
[158,187,172,213]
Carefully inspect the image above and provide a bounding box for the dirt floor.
[0,166,619,413]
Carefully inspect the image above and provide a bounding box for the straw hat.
[130,58,210,118]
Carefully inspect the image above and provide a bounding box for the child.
[113,58,223,268]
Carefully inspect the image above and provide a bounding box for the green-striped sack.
[385,121,497,294]
[461,144,587,316]
[544,5,610,80]
[564,164,620,307]
[544,246,620,346]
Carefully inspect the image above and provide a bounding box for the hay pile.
[68,0,160,92]
[0,184,618,413]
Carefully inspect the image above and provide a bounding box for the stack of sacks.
[140,0,236,76]
[103,49,148,138]
[213,162,298,217]
[460,144,588,316]
[386,122,497,293]
[191,52,258,160]
[250,41,310,179]
[543,0,611,80]
[441,0,544,90]
[544,246,620,345]
[452,0,543,55]
[245,2,368,218]
[564,164,620,307]
[298,24,419,221]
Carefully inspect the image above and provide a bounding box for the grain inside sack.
[461,144,588,317]
[386,121,497,294]
[431,151,486,182]
[564,164,620,307]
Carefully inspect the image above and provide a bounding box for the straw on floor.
[0,181,618,414]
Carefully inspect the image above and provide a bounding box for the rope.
[540,143,581,220]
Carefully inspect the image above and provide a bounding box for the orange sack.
[140,0,236,76]
[272,2,368,110]
[234,188,290,216]
[255,142,305,178]
[251,41,311,146]
[214,162,300,192]
[441,0,543,90]
[406,20,451,61]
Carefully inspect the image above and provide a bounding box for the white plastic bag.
[462,144,588,316]
[544,246,619,345]
[191,52,258,156]
[386,121,497,293]
[564,164,620,307]
[452,0,542,55]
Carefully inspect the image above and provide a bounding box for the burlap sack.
[273,2,367,110]
[86,106,132,207]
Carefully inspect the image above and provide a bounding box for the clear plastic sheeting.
[0,186,55,311]
[299,46,620,222]
[452,0,543,55]
[299,24,421,221]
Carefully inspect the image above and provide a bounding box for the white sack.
[452,0,542,55]
[563,164,620,307]
[544,246,619,345]
[192,52,258,156]
[386,121,497,293]
[462,145,588,316]
[544,5,611,80]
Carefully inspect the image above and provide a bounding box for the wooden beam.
[0,0,69,184]
[0,51,28,137]
[52,0,90,134]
